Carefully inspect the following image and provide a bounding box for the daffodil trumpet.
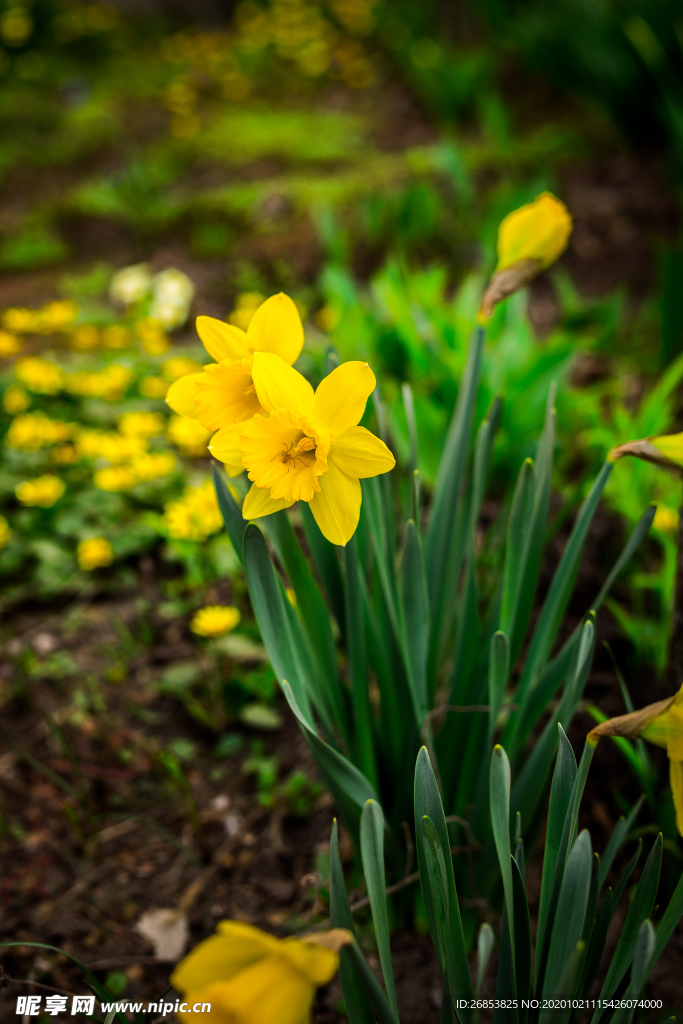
[479,191,572,321]
[589,682,683,834]
[165,292,304,476]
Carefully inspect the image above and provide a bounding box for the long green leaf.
[476,923,495,994]
[598,798,644,889]
[576,889,612,1000]
[422,814,458,1014]
[360,800,397,1016]
[500,457,536,643]
[494,897,518,1023]
[399,519,430,726]
[542,829,592,997]
[212,463,246,564]
[345,538,378,788]
[616,920,655,1024]
[612,840,642,913]
[488,631,510,743]
[540,941,585,1024]
[329,819,375,1024]
[299,500,345,633]
[346,941,401,1024]
[490,745,515,962]
[592,834,663,1024]
[512,856,531,1010]
[645,868,683,976]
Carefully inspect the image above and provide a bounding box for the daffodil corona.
[589,683,683,835]
[171,921,351,1024]
[216,354,395,546]
[165,293,304,475]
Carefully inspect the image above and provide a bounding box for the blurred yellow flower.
[0,330,23,357]
[52,443,77,464]
[66,365,133,401]
[162,356,203,381]
[166,414,211,457]
[118,411,165,438]
[94,466,137,492]
[137,317,171,356]
[172,921,350,1024]
[3,385,29,414]
[15,357,64,394]
[16,475,65,507]
[38,300,78,333]
[0,515,11,549]
[236,356,395,546]
[6,413,74,451]
[479,192,572,321]
[190,604,241,638]
[102,324,131,349]
[70,324,101,351]
[139,375,170,398]
[228,292,265,331]
[2,307,41,334]
[653,503,679,534]
[589,682,683,834]
[315,305,340,333]
[129,451,176,482]
[163,479,223,541]
[76,430,147,463]
[77,537,114,571]
[166,292,304,477]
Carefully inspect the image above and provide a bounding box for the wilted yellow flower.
[163,479,223,541]
[70,324,101,350]
[166,415,211,457]
[233,356,395,546]
[109,263,152,305]
[128,451,176,482]
[149,268,195,330]
[190,604,241,638]
[15,357,64,394]
[0,515,11,548]
[2,307,41,333]
[139,375,171,398]
[162,356,203,381]
[94,465,137,491]
[118,411,165,439]
[228,292,265,331]
[172,921,350,1024]
[6,413,74,451]
[166,292,305,477]
[589,682,683,835]
[102,324,131,349]
[77,537,114,571]
[0,330,23,356]
[3,385,29,414]
[16,474,65,507]
[479,192,572,321]
[137,317,171,356]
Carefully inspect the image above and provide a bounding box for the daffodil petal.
[182,953,315,1024]
[497,192,572,271]
[165,373,203,418]
[309,460,361,545]
[670,759,683,836]
[209,422,246,468]
[251,352,314,417]
[194,360,263,431]
[651,431,683,467]
[281,939,340,985]
[196,316,249,362]
[247,293,304,365]
[331,425,395,479]
[314,361,376,437]
[171,922,279,993]
[242,482,294,520]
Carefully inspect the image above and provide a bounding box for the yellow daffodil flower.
[609,429,683,470]
[190,605,240,638]
[589,682,683,835]
[171,920,351,1024]
[15,475,65,508]
[479,192,572,321]
[77,537,114,571]
[216,355,395,546]
[165,293,304,476]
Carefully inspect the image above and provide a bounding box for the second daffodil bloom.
[219,355,395,546]
[171,920,351,1024]
[609,429,683,470]
[589,682,683,835]
[165,293,304,476]
[479,192,572,321]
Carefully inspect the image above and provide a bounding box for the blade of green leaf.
[512,856,531,1009]
[645,868,683,977]
[494,897,518,1023]
[329,819,375,1024]
[542,830,592,997]
[490,745,515,963]
[299,500,345,634]
[576,889,612,1000]
[488,631,510,743]
[540,941,586,1024]
[345,538,378,789]
[476,923,495,994]
[616,920,655,1024]
[612,840,642,912]
[598,798,644,889]
[399,519,430,727]
[360,799,398,1017]
[212,463,246,564]
[500,457,536,644]
[421,814,458,1014]
[346,941,401,1024]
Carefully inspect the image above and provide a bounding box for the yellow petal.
[651,431,683,468]
[309,460,361,545]
[252,352,315,417]
[497,192,572,271]
[194,359,263,431]
[165,373,203,418]
[314,362,376,437]
[281,938,341,984]
[196,316,249,362]
[172,921,279,993]
[209,422,246,468]
[247,293,304,365]
[670,759,683,837]
[331,426,395,479]
[242,482,294,519]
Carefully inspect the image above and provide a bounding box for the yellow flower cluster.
[163,479,223,541]
[77,537,114,571]
[15,475,65,508]
[0,330,23,357]
[94,452,176,491]
[136,318,171,356]
[190,604,240,638]
[0,515,11,549]
[2,300,78,336]
[166,414,211,457]
[6,413,75,452]
[118,411,165,438]
[65,364,134,401]
[15,357,64,394]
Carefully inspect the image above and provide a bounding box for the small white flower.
[150,268,195,329]
[109,263,153,305]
